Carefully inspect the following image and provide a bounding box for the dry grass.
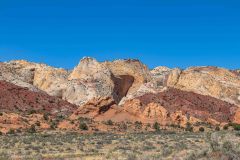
[0,131,240,160]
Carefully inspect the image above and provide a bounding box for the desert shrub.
[215,126,220,131]
[134,121,142,129]
[50,121,58,129]
[15,129,22,133]
[233,124,240,131]
[28,109,36,114]
[153,122,160,131]
[0,131,2,135]
[35,121,41,126]
[55,115,65,123]
[78,117,91,123]
[199,127,205,132]
[7,129,15,134]
[223,125,229,130]
[126,153,137,160]
[79,122,88,130]
[119,122,128,130]
[28,124,36,133]
[43,113,49,121]
[185,122,193,132]
[222,141,233,152]
[0,112,3,116]
[105,120,113,125]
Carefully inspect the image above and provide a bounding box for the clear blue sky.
[0,0,240,69]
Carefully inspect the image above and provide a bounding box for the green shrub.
[153,122,160,131]
[233,124,240,131]
[105,120,113,125]
[185,122,193,132]
[215,126,220,131]
[50,121,58,129]
[0,112,3,116]
[35,121,41,126]
[43,113,49,121]
[223,125,229,130]
[28,125,36,133]
[134,121,142,129]
[28,109,36,114]
[199,127,205,132]
[7,129,15,134]
[79,122,88,130]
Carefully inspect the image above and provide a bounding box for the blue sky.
[0,0,240,69]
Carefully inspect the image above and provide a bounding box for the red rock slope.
[0,80,77,116]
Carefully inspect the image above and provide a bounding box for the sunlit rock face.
[0,58,154,105]
[1,58,240,109]
[167,66,240,106]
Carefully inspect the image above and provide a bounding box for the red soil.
[0,80,77,116]
[137,88,238,123]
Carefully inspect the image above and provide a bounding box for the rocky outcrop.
[71,88,239,126]
[0,80,77,116]
[104,59,152,102]
[0,61,38,91]
[167,67,240,106]
[1,58,153,105]
[65,57,114,105]
[70,97,116,119]
[151,66,172,86]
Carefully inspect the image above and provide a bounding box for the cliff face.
[167,66,240,106]
[0,58,152,105]
[0,58,240,133]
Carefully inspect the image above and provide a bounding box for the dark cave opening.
[112,75,134,104]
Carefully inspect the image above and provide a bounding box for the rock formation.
[0,80,77,116]
[167,66,240,106]
[1,57,240,133]
[71,88,239,127]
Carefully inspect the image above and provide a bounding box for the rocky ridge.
[0,58,240,133]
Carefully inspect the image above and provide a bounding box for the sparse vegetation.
[79,122,88,130]
[0,131,239,159]
[134,121,142,129]
[28,125,36,133]
[185,122,193,132]
[28,109,36,114]
[105,120,113,125]
[223,124,229,130]
[199,127,205,132]
[43,113,49,121]
[7,129,15,135]
[215,126,220,131]
[153,122,160,131]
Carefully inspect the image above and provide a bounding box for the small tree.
[79,122,88,130]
